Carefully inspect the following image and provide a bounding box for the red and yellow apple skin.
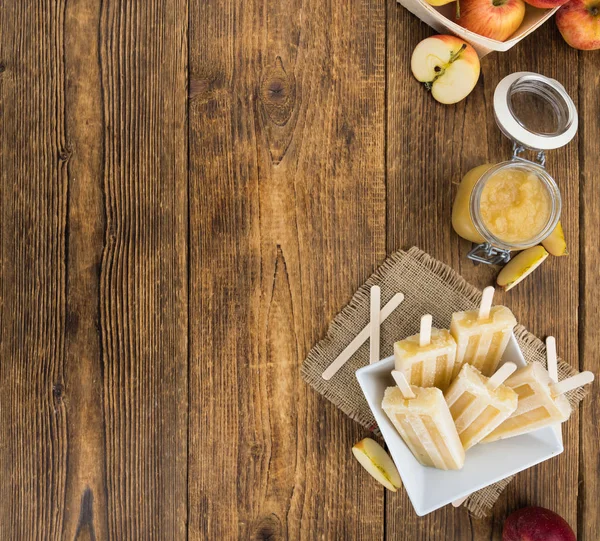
[453,0,526,42]
[556,0,600,50]
[425,0,455,6]
[523,0,568,9]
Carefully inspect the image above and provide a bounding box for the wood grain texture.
[0,3,69,539]
[1,1,188,539]
[97,2,188,539]
[386,6,583,539]
[470,23,582,541]
[1,0,599,539]
[188,0,386,538]
[578,48,600,541]
[62,1,108,539]
[386,7,480,539]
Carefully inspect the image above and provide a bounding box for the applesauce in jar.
[479,167,552,244]
[453,71,577,265]
[453,161,561,253]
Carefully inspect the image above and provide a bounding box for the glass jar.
[453,72,578,265]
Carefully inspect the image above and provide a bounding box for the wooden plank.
[0,4,69,539]
[386,6,477,537]
[475,25,581,541]
[578,48,600,541]
[60,1,108,539]
[94,2,189,539]
[1,1,189,538]
[386,5,581,538]
[188,0,387,538]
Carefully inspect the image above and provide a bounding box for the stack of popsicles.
[382,287,595,471]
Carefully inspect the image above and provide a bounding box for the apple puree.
[480,168,551,243]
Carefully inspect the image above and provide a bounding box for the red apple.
[524,0,569,9]
[556,0,600,50]
[503,506,576,541]
[453,0,526,42]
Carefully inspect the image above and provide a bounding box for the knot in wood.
[53,383,64,400]
[250,443,263,458]
[260,57,295,127]
[189,66,225,104]
[252,513,282,540]
[59,147,72,162]
[267,80,286,100]
[0,64,5,74]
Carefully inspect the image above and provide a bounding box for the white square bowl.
[356,335,563,516]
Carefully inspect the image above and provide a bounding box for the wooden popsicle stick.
[545,336,562,440]
[419,314,433,347]
[487,362,517,390]
[392,370,415,399]
[452,495,469,507]
[550,371,594,397]
[478,286,495,320]
[546,336,558,383]
[321,293,405,380]
[369,286,381,365]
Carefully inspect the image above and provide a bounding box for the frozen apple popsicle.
[450,287,517,378]
[445,362,518,450]
[482,362,594,443]
[382,371,465,470]
[394,315,458,391]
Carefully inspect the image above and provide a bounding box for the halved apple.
[411,35,481,105]
[542,221,568,257]
[352,438,402,492]
[497,246,549,291]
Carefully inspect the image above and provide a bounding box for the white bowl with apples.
[397,0,559,55]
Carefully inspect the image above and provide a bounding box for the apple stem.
[448,43,467,64]
[455,0,460,19]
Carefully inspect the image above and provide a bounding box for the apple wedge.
[352,438,402,492]
[542,221,568,256]
[497,246,549,291]
[411,36,480,105]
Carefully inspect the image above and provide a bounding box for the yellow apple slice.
[542,221,568,256]
[497,246,549,291]
[352,438,402,491]
[411,35,480,105]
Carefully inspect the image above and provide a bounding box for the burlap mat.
[301,247,587,518]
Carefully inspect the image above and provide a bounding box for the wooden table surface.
[1,1,599,539]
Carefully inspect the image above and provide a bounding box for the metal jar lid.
[494,72,578,152]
